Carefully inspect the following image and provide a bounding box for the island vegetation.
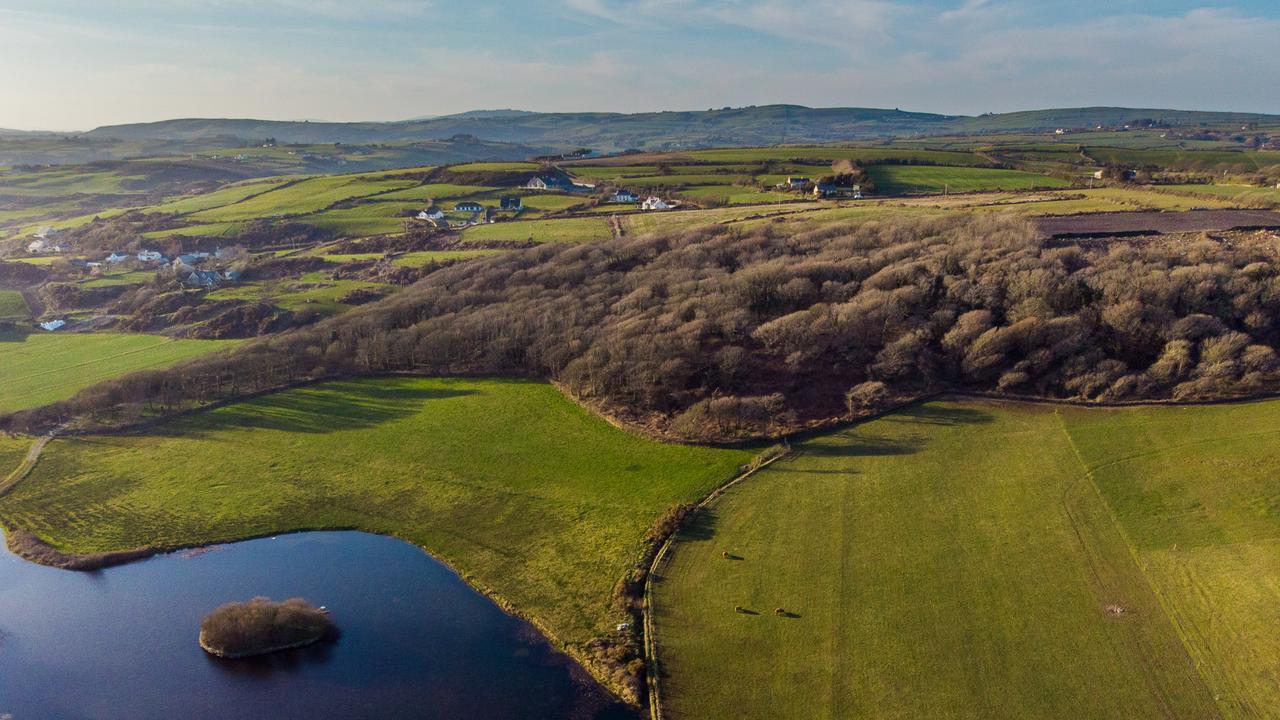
[199,597,334,658]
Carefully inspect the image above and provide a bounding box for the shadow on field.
[888,404,994,427]
[679,508,720,543]
[803,433,923,458]
[154,381,476,437]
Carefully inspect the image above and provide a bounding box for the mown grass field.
[0,332,241,413]
[1061,402,1280,718]
[0,290,29,319]
[651,399,1280,719]
[461,217,613,244]
[0,377,755,648]
[866,165,1072,194]
[144,178,292,215]
[204,272,391,316]
[189,175,419,222]
[1163,184,1280,206]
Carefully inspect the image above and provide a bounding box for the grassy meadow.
[0,376,754,648]
[0,332,241,413]
[0,290,29,319]
[866,165,1072,194]
[652,398,1280,719]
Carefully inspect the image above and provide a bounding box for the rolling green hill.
[82,106,1280,153]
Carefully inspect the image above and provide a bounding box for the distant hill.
[76,105,1280,154]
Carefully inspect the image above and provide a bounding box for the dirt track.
[1037,209,1280,239]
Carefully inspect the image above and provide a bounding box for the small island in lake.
[199,597,335,658]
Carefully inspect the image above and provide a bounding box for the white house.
[26,238,49,254]
[610,190,638,203]
[455,201,484,213]
[640,196,671,211]
[39,319,66,332]
[525,176,554,190]
[137,250,164,262]
[417,208,445,221]
[105,252,130,264]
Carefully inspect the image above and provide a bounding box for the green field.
[867,165,1072,194]
[190,175,419,222]
[0,377,754,650]
[0,290,29,319]
[1163,184,1280,206]
[0,332,240,413]
[145,178,292,215]
[653,398,1280,719]
[79,270,156,288]
[203,272,391,316]
[462,217,613,244]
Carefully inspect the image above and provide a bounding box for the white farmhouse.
[640,196,671,211]
[417,208,445,221]
[137,250,164,262]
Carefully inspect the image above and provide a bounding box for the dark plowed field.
[1037,209,1280,238]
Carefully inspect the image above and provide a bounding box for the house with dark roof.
[185,269,222,288]
[500,196,523,211]
[455,201,484,213]
[610,189,638,203]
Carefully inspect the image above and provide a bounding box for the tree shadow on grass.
[888,404,995,427]
[678,507,719,543]
[153,381,476,438]
[802,433,924,458]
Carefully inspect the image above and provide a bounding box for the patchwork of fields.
[652,399,1280,719]
[0,332,241,413]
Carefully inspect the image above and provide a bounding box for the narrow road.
[0,433,53,496]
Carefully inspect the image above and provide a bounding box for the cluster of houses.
[94,247,240,288]
[415,196,526,225]
[26,228,66,254]
[777,176,863,199]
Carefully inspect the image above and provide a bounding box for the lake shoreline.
[1,524,640,708]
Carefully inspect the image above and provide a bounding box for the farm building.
[455,201,484,213]
[813,182,838,198]
[500,196,523,211]
[610,189,638,203]
[641,196,671,211]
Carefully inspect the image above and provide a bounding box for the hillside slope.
[84,105,1280,152]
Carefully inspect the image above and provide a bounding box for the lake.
[0,530,638,720]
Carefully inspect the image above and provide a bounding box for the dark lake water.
[0,531,638,720]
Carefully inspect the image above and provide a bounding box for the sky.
[0,0,1277,130]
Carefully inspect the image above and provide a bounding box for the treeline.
[7,214,1280,439]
